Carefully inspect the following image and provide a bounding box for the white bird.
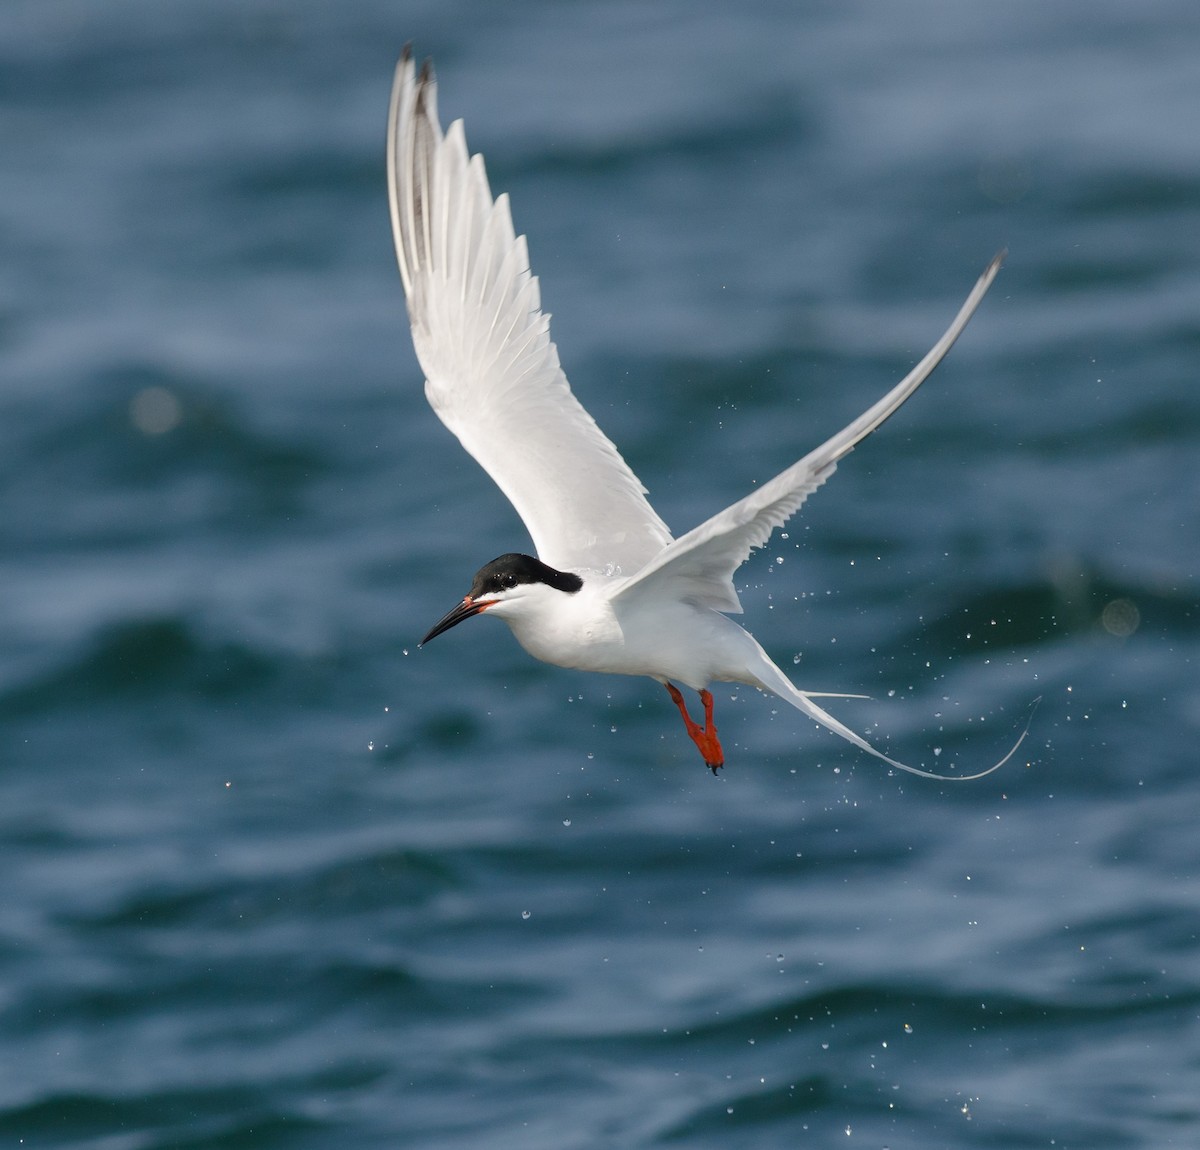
[388,47,1031,779]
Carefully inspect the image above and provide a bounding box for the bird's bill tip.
[418,595,492,646]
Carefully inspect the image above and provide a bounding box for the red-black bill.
[419,596,492,646]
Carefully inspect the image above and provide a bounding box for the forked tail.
[753,658,1038,780]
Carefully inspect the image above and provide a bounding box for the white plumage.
[390,48,1032,778]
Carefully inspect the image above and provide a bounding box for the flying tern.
[388,47,1031,779]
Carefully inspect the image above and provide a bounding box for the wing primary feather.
[385,50,413,297]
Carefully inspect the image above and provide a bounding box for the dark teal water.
[3,2,1199,1147]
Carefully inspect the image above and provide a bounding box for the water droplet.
[521,910,531,920]
[367,741,374,752]
[562,818,572,827]
[903,1023,913,1034]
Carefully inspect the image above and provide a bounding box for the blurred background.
[2,1,1198,1147]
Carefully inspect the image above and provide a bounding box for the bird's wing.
[388,49,673,574]
[613,254,1004,613]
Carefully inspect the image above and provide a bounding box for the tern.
[389,48,1030,779]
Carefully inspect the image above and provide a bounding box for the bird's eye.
[501,573,518,590]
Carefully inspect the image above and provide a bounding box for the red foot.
[665,683,725,773]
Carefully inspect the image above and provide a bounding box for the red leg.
[664,683,725,773]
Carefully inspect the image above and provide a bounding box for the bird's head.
[419,553,583,645]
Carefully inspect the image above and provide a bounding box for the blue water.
[3,2,1199,1147]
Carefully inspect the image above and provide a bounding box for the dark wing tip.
[414,53,435,119]
[397,43,434,90]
